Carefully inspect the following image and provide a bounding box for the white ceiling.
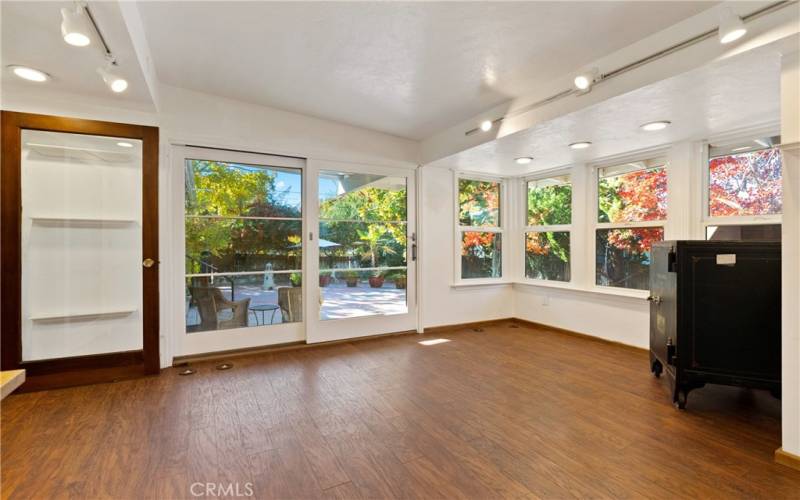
[1,1,153,107]
[428,49,780,176]
[136,1,716,140]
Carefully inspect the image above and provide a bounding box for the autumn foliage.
[709,148,782,217]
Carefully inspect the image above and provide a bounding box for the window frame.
[701,140,782,238]
[453,172,507,285]
[521,170,573,284]
[591,156,668,291]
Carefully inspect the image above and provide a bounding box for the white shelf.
[30,309,137,321]
[31,216,137,224]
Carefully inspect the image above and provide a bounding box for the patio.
[186,282,407,330]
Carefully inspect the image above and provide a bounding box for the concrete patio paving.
[186,282,407,329]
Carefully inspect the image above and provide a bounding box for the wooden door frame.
[1,111,160,390]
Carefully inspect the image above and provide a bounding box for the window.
[457,177,502,279]
[318,171,408,319]
[525,174,571,282]
[184,159,303,332]
[705,138,782,240]
[595,158,667,290]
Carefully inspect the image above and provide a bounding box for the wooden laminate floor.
[2,322,799,499]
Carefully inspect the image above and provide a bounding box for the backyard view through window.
[709,146,782,217]
[318,171,408,320]
[526,174,571,281]
[459,178,502,279]
[185,159,303,332]
[596,159,667,290]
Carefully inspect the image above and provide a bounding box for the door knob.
[143,258,156,268]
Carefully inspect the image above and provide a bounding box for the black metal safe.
[648,240,781,409]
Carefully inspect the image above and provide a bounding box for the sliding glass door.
[172,150,417,355]
[173,146,306,356]
[307,160,417,343]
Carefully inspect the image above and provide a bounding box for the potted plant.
[289,272,302,287]
[341,270,359,288]
[368,271,385,288]
[319,271,332,287]
[393,273,407,290]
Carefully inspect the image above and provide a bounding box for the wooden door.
[1,111,159,390]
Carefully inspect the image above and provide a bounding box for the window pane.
[184,158,303,334]
[461,232,502,279]
[596,227,663,290]
[459,179,500,227]
[185,218,302,274]
[706,224,781,241]
[319,171,408,320]
[525,231,570,282]
[186,273,301,333]
[527,175,571,226]
[318,222,407,268]
[708,148,782,217]
[319,172,406,221]
[598,160,667,223]
[185,159,302,217]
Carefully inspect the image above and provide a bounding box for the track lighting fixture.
[569,142,592,150]
[97,65,128,93]
[480,120,494,132]
[718,8,747,44]
[61,4,91,47]
[573,68,599,92]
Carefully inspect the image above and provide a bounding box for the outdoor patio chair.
[189,285,250,332]
[278,286,302,322]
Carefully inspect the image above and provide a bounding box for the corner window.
[525,174,571,282]
[595,158,667,290]
[458,178,502,279]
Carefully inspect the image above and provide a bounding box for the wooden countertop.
[1,370,25,399]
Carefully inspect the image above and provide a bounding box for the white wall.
[513,285,649,347]
[419,166,515,328]
[780,50,800,458]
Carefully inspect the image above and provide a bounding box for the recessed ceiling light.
[569,142,592,150]
[117,142,133,148]
[515,157,533,165]
[480,120,493,132]
[97,66,128,93]
[8,65,50,82]
[61,6,92,47]
[640,121,671,131]
[718,8,747,44]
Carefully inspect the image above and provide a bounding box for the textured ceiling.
[427,50,780,176]
[136,1,716,139]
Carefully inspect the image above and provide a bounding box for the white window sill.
[513,280,650,300]
[451,280,513,289]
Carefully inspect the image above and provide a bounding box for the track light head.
[480,120,493,132]
[573,68,599,92]
[61,5,91,47]
[97,66,128,93]
[718,8,747,44]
